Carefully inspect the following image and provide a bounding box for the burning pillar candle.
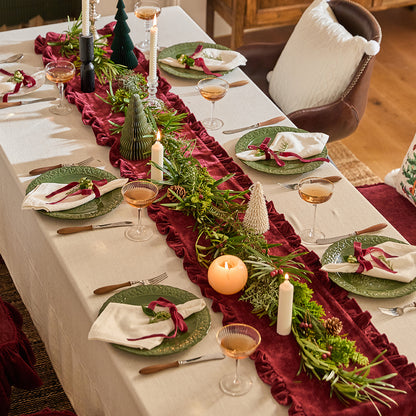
[82,0,90,36]
[151,130,163,181]
[208,255,248,295]
[149,16,158,81]
[276,273,294,336]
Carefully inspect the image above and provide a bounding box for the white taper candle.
[82,0,90,36]
[149,16,158,80]
[276,274,294,336]
[151,131,163,182]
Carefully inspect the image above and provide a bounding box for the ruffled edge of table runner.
[34,27,416,415]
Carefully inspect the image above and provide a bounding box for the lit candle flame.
[156,130,161,142]
[153,15,157,27]
[284,273,289,281]
[224,261,229,270]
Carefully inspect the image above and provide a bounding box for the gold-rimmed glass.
[134,0,161,54]
[197,77,229,130]
[122,180,158,242]
[45,60,75,115]
[298,176,334,243]
[216,323,261,396]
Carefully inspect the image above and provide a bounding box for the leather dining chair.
[237,0,382,142]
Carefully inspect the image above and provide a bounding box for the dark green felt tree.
[111,0,138,69]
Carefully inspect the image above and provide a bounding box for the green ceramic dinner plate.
[99,285,211,356]
[158,42,231,79]
[235,126,329,175]
[25,166,123,220]
[321,235,416,298]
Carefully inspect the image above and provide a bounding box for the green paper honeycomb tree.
[119,94,154,160]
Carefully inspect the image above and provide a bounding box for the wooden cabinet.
[206,0,416,48]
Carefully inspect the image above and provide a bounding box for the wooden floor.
[216,6,416,180]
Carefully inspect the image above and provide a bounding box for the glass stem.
[311,204,318,238]
[143,20,151,46]
[233,359,240,385]
[137,207,143,230]
[210,101,215,123]
[57,82,64,108]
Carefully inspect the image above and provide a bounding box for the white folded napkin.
[236,131,329,162]
[0,64,44,96]
[22,178,128,212]
[159,48,246,72]
[88,299,206,349]
[321,241,416,283]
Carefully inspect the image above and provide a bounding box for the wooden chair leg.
[206,0,215,37]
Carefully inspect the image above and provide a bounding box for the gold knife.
[0,97,55,109]
[139,353,225,374]
[222,115,286,134]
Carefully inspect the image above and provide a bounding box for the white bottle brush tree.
[243,182,270,234]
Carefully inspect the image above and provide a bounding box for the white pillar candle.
[82,0,90,36]
[276,273,294,336]
[149,16,158,81]
[151,130,163,182]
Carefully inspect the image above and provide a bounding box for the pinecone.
[323,317,343,335]
[167,185,186,201]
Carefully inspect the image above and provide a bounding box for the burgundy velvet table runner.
[34,28,416,415]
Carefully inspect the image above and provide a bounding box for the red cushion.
[357,183,416,245]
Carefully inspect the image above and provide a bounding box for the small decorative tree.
[243,182,270,234]
[119,94,154,160]
[111,0,138,69]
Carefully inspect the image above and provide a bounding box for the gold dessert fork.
[378,301,416,317]
[93,272,168,295]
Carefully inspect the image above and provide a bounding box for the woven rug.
[0,142,379,415]
[0,257,75,415]
[327,141,382,186]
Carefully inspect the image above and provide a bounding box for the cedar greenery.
[47,16,128,83]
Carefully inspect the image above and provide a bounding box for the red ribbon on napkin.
[127,297,188,341]
[353,241,398,274]
[45,179,108,204]
[0,68,36,102]
[185,44,222,77]
[248,137,330,167]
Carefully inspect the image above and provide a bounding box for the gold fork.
[29,156,94,175]
[93,272,168,295]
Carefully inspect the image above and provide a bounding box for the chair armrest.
[237,42,285,96]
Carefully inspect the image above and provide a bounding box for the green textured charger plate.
[158,42,230,79]
[321,235,416,298]
[25,166,123,220]
[99,285,211,356]
[235,126,328,175]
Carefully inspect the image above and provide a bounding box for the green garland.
[47,16,128,83]
[99,71,406,413]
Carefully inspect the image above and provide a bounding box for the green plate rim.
[158,41,231,79]
[321,235,416,298]
[25,166,123,220]
[235,126,328,175]
[98,285,211,356]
